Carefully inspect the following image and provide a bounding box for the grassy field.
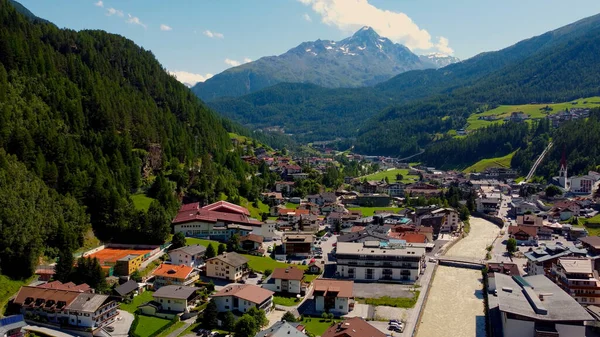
[243,255,308,273]
[119,290,154,314]
[361,168,419,183]
[239,197,270,219]
[134,315,172,337]
[301,317,341,336]
[357,291,420,308]
[348,207,404,216]
[178,323,200,337]
[273,295,301,306]
[285,202,299,209]
[0,275,32,315]
[466,96,600,130]
[303,274,320,283]
[131,193,156,211]
[185,238,222,248]
[463,151,516,173]
[157,321,185,337]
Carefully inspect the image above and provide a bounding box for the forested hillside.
[0,0,270,279]
[512,108,600,179]
[209,13,600,149]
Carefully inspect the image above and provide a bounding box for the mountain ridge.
[193,26,457,101]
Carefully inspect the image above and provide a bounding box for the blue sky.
[18,0,600,85]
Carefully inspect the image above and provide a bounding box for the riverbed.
[416,217,500,337]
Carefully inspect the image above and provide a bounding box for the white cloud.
[224,58,252,67]
[203,30,224,39]
[94,1,104,8]
[126,14,147,29]
[434,36,454,55]
[298,0,453,54]
[160,24,172,31]
[303,13,312,22]
[169,70,213,86]
[224,58,241,67]
[106,7,123,17]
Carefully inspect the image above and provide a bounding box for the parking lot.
[352,282,413,299]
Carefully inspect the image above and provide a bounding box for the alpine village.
[3,1,600,337]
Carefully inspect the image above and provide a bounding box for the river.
[416,217,500,337]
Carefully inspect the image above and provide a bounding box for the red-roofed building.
[152,264,199,289]
[172,201,275,241]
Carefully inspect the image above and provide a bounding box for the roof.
[389,232,427,243]
[14,286,82,306]
[255,321,308,337]
[153,285,200,299]
[170,244,207,256]
[172,208,261,226]
[558,257,593,274]
[114,279,139,296]
[336,242,425,258]
[0,315,26,336]
[152,264,195,280]
[508,225,538,238]
[321,317,385,337]
[271,267,304,281]
[313,279,353,298]
[283,233,314,244]
[68,293,109,312]
[579,236,600,249]
[207,252,249,267]
[213,284,274,304]
[241,234,264,244]
[38,281,90,292]
[337,229,389,243]
[202,200,250,216]
[487,262,520,277]
[495,273,593,322]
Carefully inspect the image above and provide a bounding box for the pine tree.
[234,314,258,337]
[223,311,235,333]
[171,232,186,250]
[54,249,74,282]
[218,243,226,255]
[201,300,218,329]
[205,243,216,259]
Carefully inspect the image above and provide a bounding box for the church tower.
[559,147,568,189]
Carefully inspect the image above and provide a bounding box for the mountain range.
[192,26,459,101]
[207,13,600,152]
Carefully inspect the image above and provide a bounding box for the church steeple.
[559,146,568,189]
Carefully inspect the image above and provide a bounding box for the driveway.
[108,310,134,337]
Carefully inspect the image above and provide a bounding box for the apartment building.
[335,241,425,282]
[168,244,206,268]
[152,264,199,289]
[550,257,600,305]
[212,284,274,313]
[205,252,249,282]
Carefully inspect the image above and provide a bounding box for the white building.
[335,241,425,283]
[212,284,274,313]
[263,267,304,294]
[141,285,200,316]
[168,245,206,268]
[313,279,354,315]
[494,273,593,337]
[205,252,249,282]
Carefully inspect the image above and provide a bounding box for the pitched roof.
[38,281,91,292]
[170,244,207,256]
[153,285,200,299]
[172,208,261,226]
[152,264,195,280]
[240,234,264,244]
[68,293,109,312]
[313,279,353,298]
[321,317,385,337]
[202,201,250,216]
[114,279,139,296]
[0,315,26,336]
[271,267,304,281]
[558,257,593,274]
[579,236,600,249]
[213,284,274,304]
[255,321,308,337]
[508,225,538,238]
[207,252,249,267]
[14,286,82,307]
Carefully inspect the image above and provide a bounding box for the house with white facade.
[212,284,274,314]
[205,252,249,282]
[313,279,354,315]
[140,285,200,317]
[168,245,206,268]
[335,241,425,283]
[263,267,305,294]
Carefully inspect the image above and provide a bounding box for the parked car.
[105,326,115,332]
[301,260,307,265]
[388,320,401,324]
[388,325,403,333]
[249,272,258,278]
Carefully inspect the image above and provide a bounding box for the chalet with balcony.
[550,257,600,305]
[313,279,354,315]
[212,284,274,314]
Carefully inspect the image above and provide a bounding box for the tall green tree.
[223,311,236,333]
[54,249,74,283]
[205,244,217,259]
[218,243,227,255]
[227,234,240,252]
[234,314,258,337]
[247,307,268,328]
[201,300,218,329]
[171,232,186,250]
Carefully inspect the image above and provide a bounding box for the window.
[339,305,343,309]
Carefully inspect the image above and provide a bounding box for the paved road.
[109,310,134,337]
[165,317,196,337]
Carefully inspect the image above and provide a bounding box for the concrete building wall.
[206,260,244,281]
[556,323,586,337]
[169,251,204,268]
[503,316,534,337]
[155,296,188,313]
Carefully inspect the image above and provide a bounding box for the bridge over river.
[437,256,486,269]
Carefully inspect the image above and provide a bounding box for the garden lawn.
[361,169,419,183]
[242,254,307,273]
[157,321,185,337]
[119,291,154,314]
[348,207,403,217]
[273,295,300,306]
[178,323,200,337]
[463,151,516,173]
[303,274,319,283]
[185,238,221,248]
[131,193,155,211]
[285,202,299,209]
[301,317,341,336]
[357,291,420,308]
[239,197,270,219]
[134,315,172,337]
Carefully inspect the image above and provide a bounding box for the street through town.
[416,217,501,337]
